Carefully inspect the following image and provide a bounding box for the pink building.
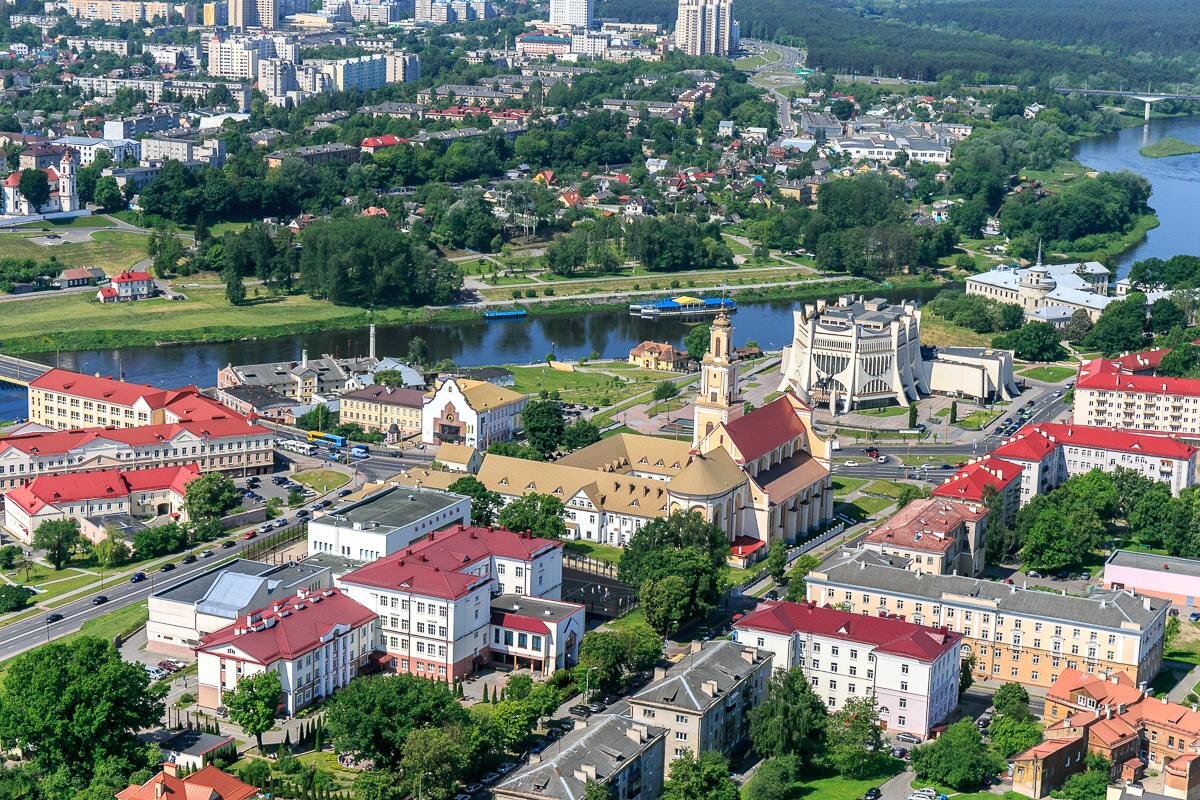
[732,600,962,738]
[1104,550,1200,607]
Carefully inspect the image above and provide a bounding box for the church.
[389,312,835,559]
[1,149,80,217]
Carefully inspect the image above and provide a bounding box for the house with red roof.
[861,496,989,576]
[360,134,406,153]
[117,762,257,800]
[98,269,154,302]
[931,456,1022,524]
[2,465,198,544]
[195,587,377,716]
[732,600,961,738]
[1074,354,1200,438]
[338,524,571,682]
[991,422,1197,505]
[27,368,229,430]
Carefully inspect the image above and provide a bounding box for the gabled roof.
[116,765,258,800]
[1077,356,1200,398]
[993,422,1195,461]
[0,417,266,458]
[734,600,961,661]
[29,368,182,408]
[863,497,985,554]
[112,269,153,283]
[932,457,1022,502]
[722,393,809,463]
[5,465,198,515]
[630,640,767,713]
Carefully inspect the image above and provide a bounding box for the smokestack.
[301,349,308,368]
[369,324,376,360]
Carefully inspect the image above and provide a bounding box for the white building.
[53,135,140,166]
[207,34,299,80]
[338,524,567,682]
[145,42,203,68]
[549,0,591,28]
[489,593,585,675]
[2,149,79,216]
[317,54,388,92]
[421,377,527,449]
[674,0,733,56]
[196,588,377,715]
[306,485,471,562]
[65,37,129,54]
[833,134,950,165]
[732,600,962,738]
[1073,354,1200,438]
[991,421,1198,504]
[966,259,1121,323]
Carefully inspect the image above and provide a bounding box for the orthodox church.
[2,149,80,217]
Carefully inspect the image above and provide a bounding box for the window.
[643,709,656,718]
[901,664,909,674]
[675,731,688,741]
[675,714,687,724]
[897,716,906,726]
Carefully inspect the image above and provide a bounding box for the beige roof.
[386,467,459,491]
[436,443,477,466]
[558,433,693,478]
[667,448,745,496]
[455,379,525,411]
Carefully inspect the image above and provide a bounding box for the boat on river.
[482,308,528,320]
[628,295,736,319]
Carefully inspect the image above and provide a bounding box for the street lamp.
[583,666,598,703]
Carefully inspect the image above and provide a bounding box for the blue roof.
[647,297,736,310]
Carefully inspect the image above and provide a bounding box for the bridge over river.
[0,354,50,388]
[1055,87,1200,120]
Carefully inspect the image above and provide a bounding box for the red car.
[242,530,257,540]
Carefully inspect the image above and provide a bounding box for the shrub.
[512,289,521,299]
[543,287,555,296]
[524,289,537,298]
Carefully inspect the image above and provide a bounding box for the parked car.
[568,705,592,717]
[45,612,64,623]
[585,701,606,714]
[295,510,310,519]
[158,660,181,672]
[274,518,287,528]
[912,788,938,799]
[129,571,146,583]
[863,789,882,800]
[1189,612,1200,623]
[144,666,168,681]
[1027,570,1043,579]
[481,772,500,785]
[497,762,517,776]
[765,589,780,601]
[895,732,921,744]
[890,746,908,759]
[159,562,175,573]
[91,595,108,606]
[338,488,353,497]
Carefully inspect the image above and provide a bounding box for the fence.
[242,523,308,562]
[564,553,619,579]
[733,522,849,591]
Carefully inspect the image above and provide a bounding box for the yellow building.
[339,385,424,439]
[628,341,689,372]
[693,313,744,445]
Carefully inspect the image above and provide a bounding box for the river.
[1073,116,1200,277]
[2,119,1197,423]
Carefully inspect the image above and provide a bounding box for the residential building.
[103,112,179,140]
[52,266,106,288]
[140,136,226,168]
[66,0,192,22]
[117,763,257,800]
[494,714,667,800]
[26,368,236,429]
[990,422,1198,505]
[52,135,140,165]
[628,341,689,371]
[806,548,1171,690]
[0,416,274,491]
[97,269,155,302]
[732,600,961,738]
[1073,356,1200,437]
[385,51,421,83]
[421,377,527,449]
[627,640,770,770]
[213,384,301,423]
[147,558,332,656]
[145,42,203,68]
[489,593,585,674]
[515,33,572,58]
[1103,551,1200,608]
[337,524,565,682]
[1011,737,1091,799]
[217,351,378,402]
[264,143,359,168]
[549,0,591,28]
[306,485,471,562]
[3,465,198,543]
[860,496,988,576]
[65,37,130,54]
[73,77,252,112]
[196,587,377,715]
[202,0,229,25]
[339,385,425,438]
[314,54,388,92]
[931,456,1023,525]
[674,0,733,56]
[229,0,279,28]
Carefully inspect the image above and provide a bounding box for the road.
[738,39,806,134]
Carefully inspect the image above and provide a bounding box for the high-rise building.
[674,0,733,56]
[549,0,591,29]
[229,0,277,28]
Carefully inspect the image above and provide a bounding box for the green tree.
[93,529,131,569]
[908,404,918,428]
[583,780,613,800]
[184,472,241,523]
[522,399,566,458]
[0,585,33,613]
[784,554,821,602]
[407,336,429,368]
[653,380,681,403]
[561,419,602,452]
[297,404,335,431]
[398,725,471,800]
[447,476,502,526]
[742,755,798,800]
[1083,292,1148,356]
[749,666,828,765]
[993,682,1031,720]
[662,751,738,800]
[995,321,1065,362]
[225,272,246,306]
[93,176,124,211]
[1063,309,1093,343]
[352,769,405,800]
[17,169,49,211]
[32,518,80,570]
[960,654,976,698]
[223,671,281,753]
[826,696,884,778]
[619,511,728,589]
[0,636,164,781]
[618,622,664,672]
[1053,756,1111,800]
[0,545,19,571]
[911,719,1003,791]
[375,370,412,388]
[578,630,630,694]
[640,575,692,638]
[496,492,567,539]
[148,228,186,278]
[988,715,1043,758]
[505,674,534,701]
[896,484,929,509]
[685,325,711,362]
[949,400,958,424]
[766,539,788,583]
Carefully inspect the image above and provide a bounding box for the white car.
[876,455,888,463]
[843,461,859,467]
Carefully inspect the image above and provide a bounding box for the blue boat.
[629,295,736,319]
[483,308,528,320]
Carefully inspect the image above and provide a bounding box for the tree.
[352,769,405,800]
[407,336,429,367]
[826,696,884,778]
[561,419,601,452]
[1053,756,1111,800]
[297,404,335,432]
[375,370,413,388]
[619,511,728,590]
[749,666,828,766]
[994,321,1065,362]
[1150,297,1186,334]
[960,654,976,698]
[184,472,241,523]
[93,529,131,569]
[685,325,711,361]
[949,400,958,424]
[506,674,534,701]
[149,229,186,278]
[993,682,1031,720]
[662,751,738,800]
[496,492,567,539]
[579,631,628,694]
[324,675,469,768]
[988,715,1043,758]
[224,671,281,753]
[398,725,471,800]
[907,404,918,429]
[641,575,692,638]
[93,176,124,211]
[1083,292,1148,356]
[32,518,80,570]
[766,539,788,583]
[447,476,502,526]
[522,400,566,458]
[17,169,49,211]
[1063,309,1094,343]
[225,273,246,306]
[0,585,33,613]
[742,755,798,800]
[0,636,163,781]
[0,545,18,571]
[617,622,664,672]
[653,380,680,404]
[896,484,929,509]
[583,780,613,800]
[910,719,1003,791]
[784,554,821,602]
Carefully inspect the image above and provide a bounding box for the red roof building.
[117,763,258,800]
[27,368,229,429]
[361,134,407,153]
[861,496,988,576]
[931,456,1022,524]
[196,587,378,715]
[1075,354,1200,433]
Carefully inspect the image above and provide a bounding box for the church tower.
[692,311,743,446]
[57,150,78,213]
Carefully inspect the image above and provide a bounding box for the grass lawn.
[10,214,119,229]
[1140,136,1200,158]
[296,751,360,789]
[292,469,350,493]
[862,480,910,498]
[920,312,994,348]
[854,496,895,515]
[1019,365,1076,382]
[957,409,1002,431]
[565,541,623,564]
[605,608,646,633]
[30,572,102,602]
[858,405,909,418]
[832,476,870,496]
[476,266,810,302]
[4,564,88,588]
[772,762,905,800]
[0,230,151,275]
[0,600,153,675]
[509,365,680,408]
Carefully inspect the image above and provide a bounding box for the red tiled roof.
[730,536,765,557]
[97,287,117,298]
[117,765,258,800]
[198,588,376,665]
[863,497,985,554]
[340,525,562,600]
[0,417,265,458]
[1109,348,1170,373]
[5,465,198,515]
[722,393,810,463]
[1047,668,1143,709]
[733,600,961,662]
[932,457,1022,503]
[490,611,549,634]
[361,134,405,148]
[29,368,181,408]
[1077,356,1200,398]
[112,270,152,283]
[993,422,1195,462]
[1012,736,1083,762]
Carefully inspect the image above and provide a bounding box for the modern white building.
[306,485,471,562]
[52,136,140,165]
[674,0,733,56]
[549,0,591,28]
[733,601,961,738]
[195,588,377,715]
[421,377,527,449]
[489,593,585,675]
[337,524,567,682]
[991,422,1198,504]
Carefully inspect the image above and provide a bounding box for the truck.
[350,444,370,458]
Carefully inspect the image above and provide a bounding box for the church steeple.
[692,310,743,446]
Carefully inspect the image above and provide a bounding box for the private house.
[97,269,154,302]
[116,763,257,800]
[628,341,689,371]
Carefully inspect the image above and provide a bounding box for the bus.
[278,439,317,456]
[307,431,348,448]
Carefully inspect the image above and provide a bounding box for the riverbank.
[1140,137,1200,159]
[0,275,944,355]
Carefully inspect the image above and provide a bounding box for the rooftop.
[1077,356,1200,399]
[490,593,583,634]
[342,384,426,408]
[6,465,198,515]
[1106,550,1200,579]
[322,485,467,532]
[152,559,275,605]
[630,640,768,713]
[29,368,190,409]
[722,393,813,464]
[992,422,1196,461]
[863,497,985,554]
[932,457,1022,503]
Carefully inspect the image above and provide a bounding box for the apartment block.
[861,497,989,577]
[1075,355,1200,437]
[807,549,1170,690]
[931,456,1023,526]
[674,0,733,56]
[339,385,425,438]
[732,601,961,738]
